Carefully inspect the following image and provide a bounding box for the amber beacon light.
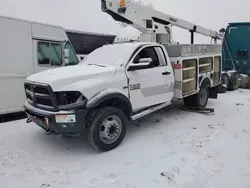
[120,0,126,7]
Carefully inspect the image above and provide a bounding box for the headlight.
[55,91,87,110]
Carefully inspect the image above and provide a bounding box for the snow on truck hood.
[26,64,117,91]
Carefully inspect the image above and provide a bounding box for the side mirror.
[219,28,226,33]
[138,58,152,64]
[64,49,70,65]
[128,58,153,71]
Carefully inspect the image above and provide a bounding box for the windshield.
[80,44,136,67]
[224,25,250,58]
[223,24,250,72]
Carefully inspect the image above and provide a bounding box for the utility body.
[23,0,222,151]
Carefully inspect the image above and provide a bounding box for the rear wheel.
[221,73,230,89]
[87,107,127,152]
[218,73,230,93]
[228,72,240,91]
[183,85,209,108]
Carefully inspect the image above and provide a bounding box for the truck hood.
[26,64,117,91]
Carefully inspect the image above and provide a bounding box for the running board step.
[132,102,171,121]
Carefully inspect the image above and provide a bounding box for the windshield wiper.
[87,64,106,67]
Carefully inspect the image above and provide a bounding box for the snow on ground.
[1,89,250,188]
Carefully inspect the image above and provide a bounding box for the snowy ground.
[1,89,250,188]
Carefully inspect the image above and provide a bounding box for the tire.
[228,72,240,91]
[221,73,230,90]
[87,107,127,152]
[183,85,209,108]
[217,85,227,94]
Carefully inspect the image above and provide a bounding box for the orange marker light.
[120,0,126,7]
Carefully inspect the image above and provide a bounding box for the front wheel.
[87,107,127,152]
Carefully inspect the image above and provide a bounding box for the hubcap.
[199,88,207,106]
[99,115,122,144]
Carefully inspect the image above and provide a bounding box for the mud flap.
[209,86,218,99]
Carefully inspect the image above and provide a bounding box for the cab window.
[133,46,160,68]
[155,47,167,66]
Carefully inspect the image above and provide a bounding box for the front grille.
[24,82,58,111]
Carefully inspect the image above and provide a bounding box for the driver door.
[126,45,174,111]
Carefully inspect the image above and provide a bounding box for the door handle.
[162,71,171,75]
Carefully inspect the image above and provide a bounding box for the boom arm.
[101,0,224,43]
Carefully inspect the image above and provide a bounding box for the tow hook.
[26,118,32,123]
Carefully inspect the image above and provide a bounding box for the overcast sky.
[1,0,250,43]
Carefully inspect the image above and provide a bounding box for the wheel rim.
[99,115,123,144]
[199,87,207,106]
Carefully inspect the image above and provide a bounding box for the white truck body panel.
[0,17,32,114]
[0,15,71,115]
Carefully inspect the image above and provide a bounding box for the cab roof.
[228,22,250,26]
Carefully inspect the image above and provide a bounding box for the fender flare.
[199,77,211,87]
[86,89,133,117]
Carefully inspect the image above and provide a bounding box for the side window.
[38,41,63,66]
[134,47,160,67]
[65,41,79,65]
[50,43,63,66]
[155,47,167,66]
[38,42,50,65]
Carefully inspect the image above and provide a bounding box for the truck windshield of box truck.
[222,23,250,75]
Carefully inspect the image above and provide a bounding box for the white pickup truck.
[23,41,221,151]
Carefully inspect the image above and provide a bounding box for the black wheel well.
[200,77,211,87]
[93,97,132,120]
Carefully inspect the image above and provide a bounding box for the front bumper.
[23,101,88,135]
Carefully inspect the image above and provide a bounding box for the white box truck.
[0,15,79,115]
